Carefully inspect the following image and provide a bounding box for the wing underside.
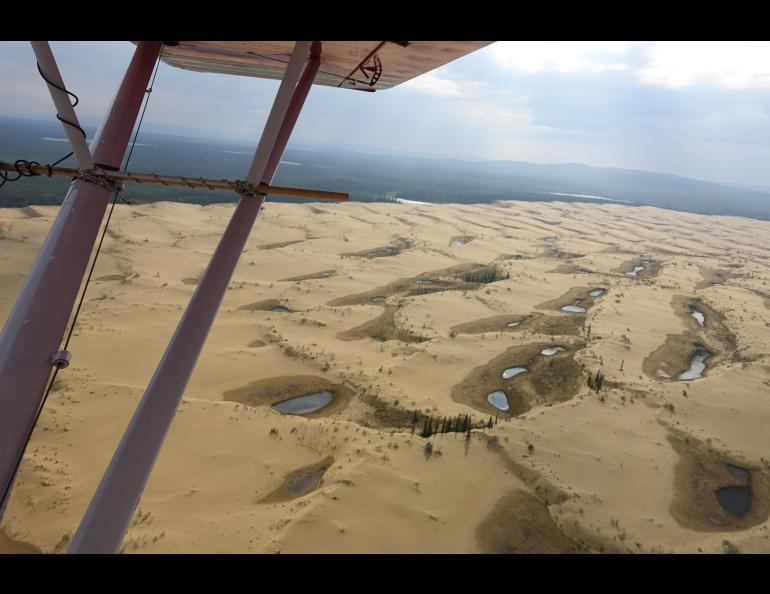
[155,41,493,91]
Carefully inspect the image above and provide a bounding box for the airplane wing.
[154,41,493,91]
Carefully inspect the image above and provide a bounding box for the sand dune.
[1,199,770,553]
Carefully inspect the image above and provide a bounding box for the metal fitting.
[234,180,262,199]
[78,170,124,193]
[51,350,71,369]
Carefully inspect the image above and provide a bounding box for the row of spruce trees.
[412,411,499,438]
[461,266,509,285]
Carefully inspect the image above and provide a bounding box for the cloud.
[637,41,770,89]
[490,41,632,74]
[400,71,464,96]
[489,41,770,91]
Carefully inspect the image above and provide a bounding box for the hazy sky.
[2,41,770,187]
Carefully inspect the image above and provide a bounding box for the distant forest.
[2,116,770,220]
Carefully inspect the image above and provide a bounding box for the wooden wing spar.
[156,41,493,91]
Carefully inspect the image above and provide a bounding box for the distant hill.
[722,181,770,195]
[2,115,770,220]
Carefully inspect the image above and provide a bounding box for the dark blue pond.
[716,486,750,518]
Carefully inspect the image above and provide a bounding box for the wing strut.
[67,41,321,554]
[30,41,94,170]
[0,42,162,518]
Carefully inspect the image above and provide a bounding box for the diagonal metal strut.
[67,41,320,554]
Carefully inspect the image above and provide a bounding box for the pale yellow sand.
[1,199,770,554]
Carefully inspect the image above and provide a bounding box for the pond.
[541,347,565,356]
[272,391,333,415]
[502,366,527,379]
[589,288,606,297]
[272,306,292,313]
[562,300,586,313]
[287,467,328,494]
[716,486,750,518]
[545,236,557,243]
[487,390,510,411]
[691,309,705,326]
[727,464,751,482]
[507,320,521,327]
[626,266,645,277]
[677,347,711,380]
[371,296,385,303]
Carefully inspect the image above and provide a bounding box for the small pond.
[690,309,705,326]
[727,464,751,482]
[677,347,711,380]
[589,288,606,297]
[272,391,333,415]
[502,366,527,379]
[626,266,645,277]
[716,486,750,518]
[487,390,510,411]
[541,347,566,356]
[272,306,292,313]
[562,300,586,313]
[287,467,328,494]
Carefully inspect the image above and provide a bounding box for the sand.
[1,198,770,554]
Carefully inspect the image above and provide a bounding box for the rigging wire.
[35,61,89,143]
[0,63,89,190]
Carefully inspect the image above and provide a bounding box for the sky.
[2,41,770,187]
